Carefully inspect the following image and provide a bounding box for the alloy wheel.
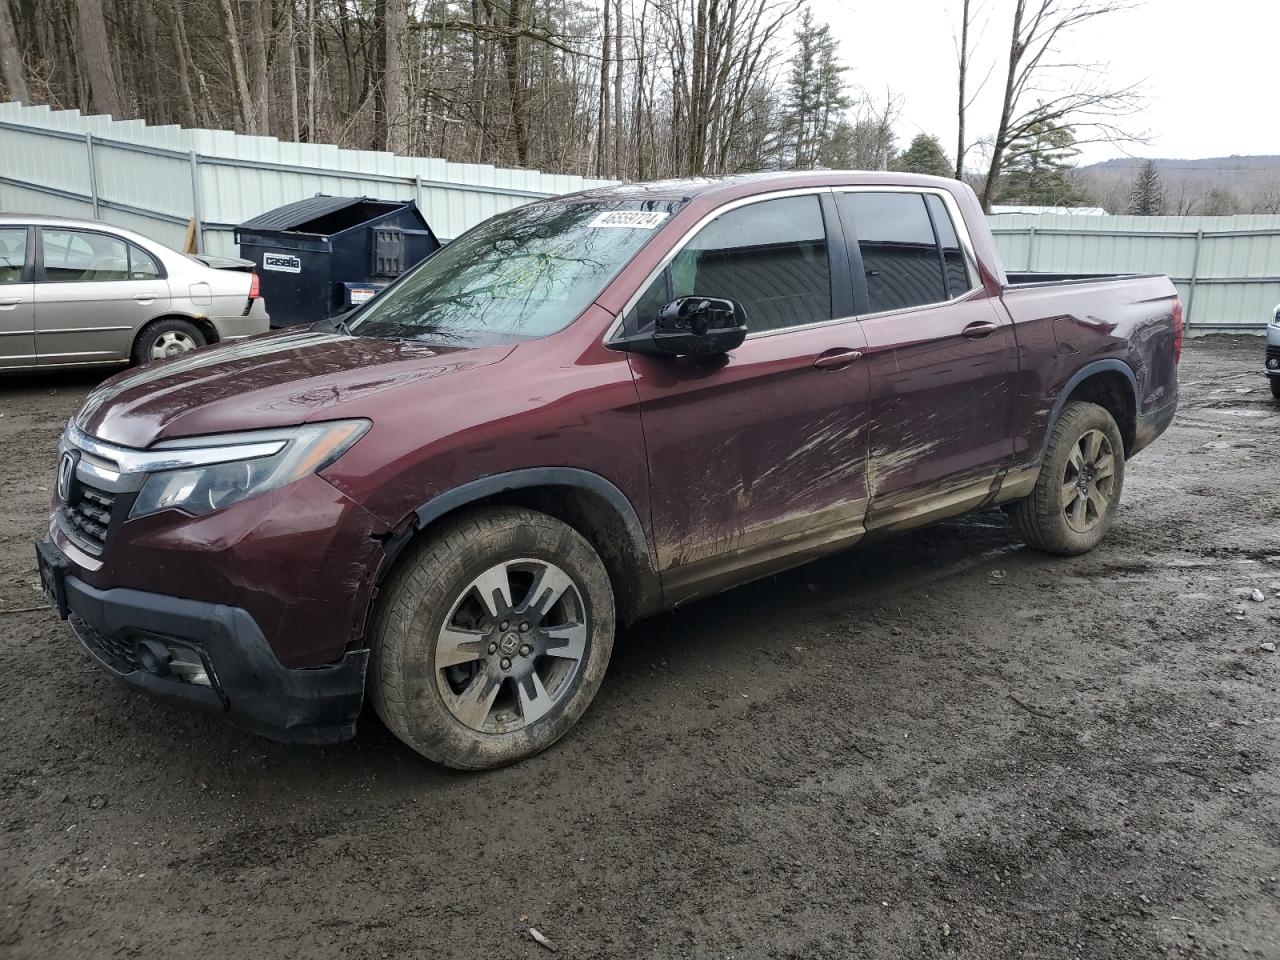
[1062,428,1116,533]
[434,558,588,733]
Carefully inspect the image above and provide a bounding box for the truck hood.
[76,329,516,449]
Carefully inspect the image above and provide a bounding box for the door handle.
[0,296,21,308]
[813,348,863,370]
[133,294,155,303]
[961,320,999,339]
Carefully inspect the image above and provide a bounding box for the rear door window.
[629,194,833,334]
[41,229,130,282]
[839,192,949,313]
[0,228,27,284]
[128,245,162,280]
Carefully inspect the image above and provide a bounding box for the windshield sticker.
[587,211,670,230]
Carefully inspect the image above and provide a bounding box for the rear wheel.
[132,317,206,365]
[369,507,615,769]
[1008,401,1125,555]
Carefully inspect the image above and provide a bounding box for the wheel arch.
[1041,360,1138,460]
[382,469,663,625]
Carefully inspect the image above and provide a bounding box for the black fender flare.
[388,467,662,621]
[1036,359,1139,462]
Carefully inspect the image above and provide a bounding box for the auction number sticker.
[262,252,302,273]
[588,211,669,229]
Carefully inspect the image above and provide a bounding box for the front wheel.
[1008,401,1125,555]
[369,507,615,769]
[1270,377,1280,400]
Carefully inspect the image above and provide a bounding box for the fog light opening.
[135,638,172,677]
[132,637,211,686]
[167,643,212,687]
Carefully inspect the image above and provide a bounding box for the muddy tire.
[1008,401,1125,556]
[131,317,206,365]
[368,506,615,769]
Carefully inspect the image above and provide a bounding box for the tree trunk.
[282,0,299,140]
[596,0,610,176]
[955,0,968,180]
[75,0,122,115]
[0,0,29,102]
[376,0,406,151]
[501,0,528,165]
[244,0,271,134]
[305,0,315,139]
[981,0,1024,213]
[167,0,198,126]
[612,0,623,177]
[217,0,256,133]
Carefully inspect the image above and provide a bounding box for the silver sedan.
[0,215,270,371]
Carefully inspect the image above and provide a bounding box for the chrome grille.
[59,481,116,554]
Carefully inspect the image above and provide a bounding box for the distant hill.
[1074,156,1280,214]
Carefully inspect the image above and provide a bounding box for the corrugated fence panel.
[0,101,618,256]
[2,103,1277,332]
[990,212,1280,331]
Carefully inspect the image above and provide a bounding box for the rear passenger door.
[34,227,170,366]
[0,226,36,369]
[623,191,872,602]
[834,189,1017,532]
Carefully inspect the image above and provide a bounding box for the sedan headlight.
[130,420,369,519]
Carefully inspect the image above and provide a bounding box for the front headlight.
[129,420,370,519]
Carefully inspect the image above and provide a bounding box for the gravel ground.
[1,336,1278,960]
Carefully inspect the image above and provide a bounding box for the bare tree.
[954,0,970,179]
[980,0,1142,212]
[216,0,257,133]
[0,0,29,102]
[75,0,121,115]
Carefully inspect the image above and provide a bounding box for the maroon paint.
[51,172,1180,669]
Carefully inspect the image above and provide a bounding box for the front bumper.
[37,538,367,744]
[1266,322,1280,379]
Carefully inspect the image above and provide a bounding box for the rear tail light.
[248,272,260,299]
[1171,297,1183,363]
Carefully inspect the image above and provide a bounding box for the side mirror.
[612,297,748,357]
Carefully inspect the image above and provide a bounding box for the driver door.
[625,192,872,603]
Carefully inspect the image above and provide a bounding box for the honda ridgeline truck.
[36,172,1181,768]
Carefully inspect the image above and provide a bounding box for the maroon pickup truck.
[36,172,1180,768]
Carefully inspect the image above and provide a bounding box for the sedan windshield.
[350,199,681,345]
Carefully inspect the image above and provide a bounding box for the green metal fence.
[989,213,1280,334]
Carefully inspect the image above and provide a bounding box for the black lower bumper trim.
[42,542,367,745]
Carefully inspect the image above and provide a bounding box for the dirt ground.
[1,336,1277,960]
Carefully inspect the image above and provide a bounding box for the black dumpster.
[236,195,440,328]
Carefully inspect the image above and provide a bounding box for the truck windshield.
[350,199,681,345]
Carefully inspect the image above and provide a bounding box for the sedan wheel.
[150,330,199,359]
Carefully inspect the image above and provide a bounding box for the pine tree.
[1127,160,1164,215]
[995,118,1085,207]
[894,134,953,178]
[782,8,851,169]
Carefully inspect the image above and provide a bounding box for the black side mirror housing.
[611,297,748,357]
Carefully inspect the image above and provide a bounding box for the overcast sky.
[807,0,1277,166]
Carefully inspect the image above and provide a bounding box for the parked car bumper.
[36,536,369,744]
[210,298,270,341]
[1266,318,1280,380]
